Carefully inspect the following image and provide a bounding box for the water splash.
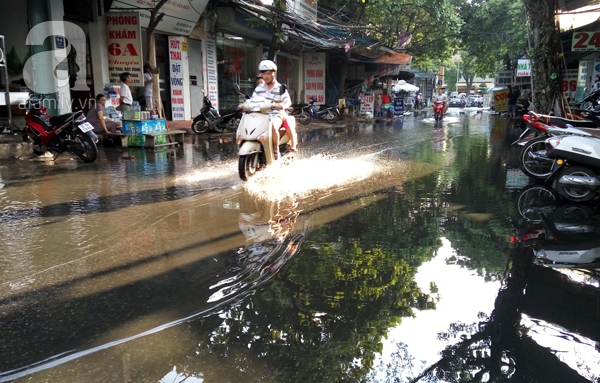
[243,153,381,201]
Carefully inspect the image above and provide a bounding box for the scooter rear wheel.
[75,131,98,162]
[519,137,552,180]
[191,117,210,134]
[239,153,261,181]
[554,166,598,202]
[297,111,311,125]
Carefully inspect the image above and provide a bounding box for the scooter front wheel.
[239,153,261,181]
[554,166,598,202]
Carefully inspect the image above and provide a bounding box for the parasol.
[392,80,419,93]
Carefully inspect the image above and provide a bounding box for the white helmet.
[258,60,277,72]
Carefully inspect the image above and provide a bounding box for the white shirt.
[593,82,600,92]
[433,93,448,102]
[144,73,152,97]
[120,82,133,105]
[252,80,291,109]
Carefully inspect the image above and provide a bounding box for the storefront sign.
[169,36,185,121]
[561,68,579,102]
[205,35,219,110]
[105,12,143,86]
[592,59,600,91]
[572,31,600,51]
[304,52,326,103]
[110,0,208,36]
[359,93,374,114]
[516,59,531,77]
[493,89,509,112]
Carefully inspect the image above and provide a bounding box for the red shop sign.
[572,31,600,51]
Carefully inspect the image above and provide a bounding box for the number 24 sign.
[572,32,600,51]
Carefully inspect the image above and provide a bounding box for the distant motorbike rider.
[252,60,296,158]
[432,88,448,113]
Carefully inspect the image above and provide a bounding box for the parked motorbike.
[510,204,600,268]
[308,97,339,124]
[514,111,600,180]
[433,100,444,121]
[580,87,600,111]
[24,94,98,162]
[545,134,600,202]
[286,102,311,125]
[191,88,246,134]
[236,84,295,181]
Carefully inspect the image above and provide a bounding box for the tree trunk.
[522,0,562,114]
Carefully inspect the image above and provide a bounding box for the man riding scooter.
[252,60,297,159]
[432,88,449,114]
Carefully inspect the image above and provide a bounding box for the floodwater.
[0,108,599,383]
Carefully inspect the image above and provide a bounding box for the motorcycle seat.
[50,110,84,125]
[290,103,309,108]
[540,115,597,129]
[219,106,241,116]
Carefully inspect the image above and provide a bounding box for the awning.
[374,52,412,65]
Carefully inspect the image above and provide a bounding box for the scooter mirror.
[232,83,241,94]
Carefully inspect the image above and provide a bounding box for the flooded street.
[1,110,599,382]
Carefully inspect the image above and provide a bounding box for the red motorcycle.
[433,100,444,121]
[24,95,98,162]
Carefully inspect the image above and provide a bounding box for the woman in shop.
[87,94,119,134]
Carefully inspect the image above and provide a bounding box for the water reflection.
[2,113,600,382]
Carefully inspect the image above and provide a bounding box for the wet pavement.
[0,108,599,382]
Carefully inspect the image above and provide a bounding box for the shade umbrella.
[487,86,507,93]
[393,80,419,93]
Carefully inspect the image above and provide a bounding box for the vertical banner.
[591,59,600,90]
[168,36,185,121]
[304,52,326,103]
[205,35,219,111]
[105,13,143,86]
[575,60,590,102]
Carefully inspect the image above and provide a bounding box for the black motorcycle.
[580,88,600,111]
[308,97,340,124]
[191,88,247,134]
[286,102,312,125]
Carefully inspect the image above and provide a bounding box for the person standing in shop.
[119,72,133,112]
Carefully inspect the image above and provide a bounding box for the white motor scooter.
[545,132,600,202]
[236,84,295,181]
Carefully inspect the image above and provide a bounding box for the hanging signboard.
[572,31,600,51]
[168,36,185,121]
[285,0,317,21]
[304,52,326,103]
[516,59,531,77]
[105,12,144,86]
